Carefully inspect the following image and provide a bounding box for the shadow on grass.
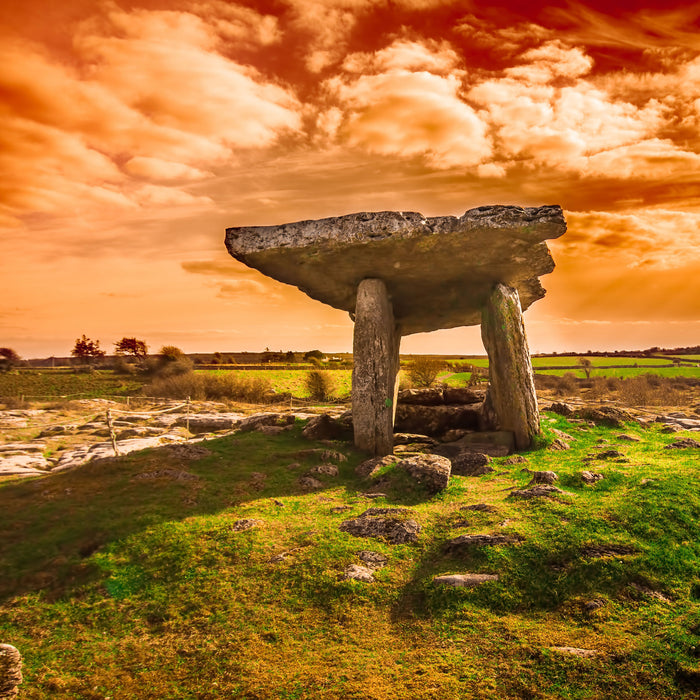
[0,423,377,604]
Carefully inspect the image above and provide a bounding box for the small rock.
[133,468,199,481]
[461,503,497,513]
[502,455,528,465]
[665,438,700,449]
[340,510,420,544]
[528,471,558,485]
[548,438,570,451]
[584,599,605,612]
[360,492,388,499]
[581,470,604,484]
[433,573,499,587]
[446,533,520,552]
[547,402,575,417]
[552,428,574,442]
[165,443,212,460]
[660,424,682,433]
[510,485,571,499]
[230,519,263,532]
[308,463,339,476]
[629,583,671,603]
[298,476,324,490]
[272,499,284,507]
[549,646,598,658]
[358,550,388,569]
[593,449,625,459]
[342,564,375,582]
[259,425,288,436]
[293,448,347,462]
[581,544,636,558]
[616,434,641,442]
[450,451,493,477]
[397,454,451,492]
[330,505,352,513]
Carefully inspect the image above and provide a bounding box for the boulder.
[398,387,445,405]
[581,471,604,484]
[396,454,451,492]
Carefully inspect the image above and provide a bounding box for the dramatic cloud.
[325,39,492,168]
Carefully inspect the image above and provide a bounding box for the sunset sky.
[1,0,699,358]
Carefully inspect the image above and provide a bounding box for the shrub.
[145,371,272,403]
[112,356,137,375]
[304,370,337,401]
[407,357,445,388]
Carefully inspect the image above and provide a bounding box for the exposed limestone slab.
[225,206,566,335]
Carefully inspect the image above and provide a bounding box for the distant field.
[200,369,353,399]
[0,369,142,399]
[534,367,700,379]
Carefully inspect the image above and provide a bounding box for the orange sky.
[1,0,699,358]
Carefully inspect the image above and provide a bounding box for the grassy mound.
[1,416,699,698]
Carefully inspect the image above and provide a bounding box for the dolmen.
[226,205,566,456]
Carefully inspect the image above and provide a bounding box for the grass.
[1,415,699,698]
[0,369,142,400]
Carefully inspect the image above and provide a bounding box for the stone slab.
[225,206,566,335]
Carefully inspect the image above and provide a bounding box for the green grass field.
[1,417,699,698]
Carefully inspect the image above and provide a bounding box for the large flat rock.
[226,206,565,335]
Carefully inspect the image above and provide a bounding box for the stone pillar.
[0,644,22,700]
[481,283,540,450]
[352,279,401,456]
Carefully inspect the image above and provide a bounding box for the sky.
[1,0,699,358]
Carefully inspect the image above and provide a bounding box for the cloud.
[0,6,302,225]
[559,209,700,269]
[124,157,212,182]
[324,38,492,168]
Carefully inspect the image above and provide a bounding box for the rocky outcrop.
[302,414,352,441]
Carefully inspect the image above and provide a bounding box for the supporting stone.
[352,279,400,456]
[481,283,540,450]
